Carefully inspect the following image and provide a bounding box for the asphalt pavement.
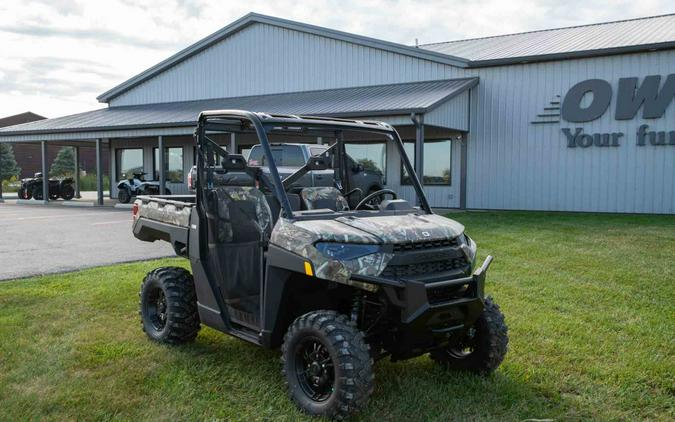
[0,203,175,281]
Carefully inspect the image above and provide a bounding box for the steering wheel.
[355,189,397,210]
[343,187,363,199]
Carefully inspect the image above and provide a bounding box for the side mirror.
[352,163,364,173]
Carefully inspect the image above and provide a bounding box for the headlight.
[314,242,380,261]
[458,233,477,263]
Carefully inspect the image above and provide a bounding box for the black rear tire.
[61,184,75,200]
[139,267,200,344]
[430,297,508,374]
[281,310,374,420]
[118,188,131,204]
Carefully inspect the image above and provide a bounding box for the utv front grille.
[392,238,458,253]
[381,257,468,280]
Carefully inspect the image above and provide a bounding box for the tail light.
[188,170,193,190]
[132,202,139,220]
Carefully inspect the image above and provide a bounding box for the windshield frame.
[196,111,432,219]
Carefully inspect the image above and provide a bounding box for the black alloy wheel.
[146,287,168,331]
[295,336,335,402]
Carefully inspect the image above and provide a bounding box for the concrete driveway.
[0,204,174,281]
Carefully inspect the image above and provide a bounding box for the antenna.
[415,38,419,47]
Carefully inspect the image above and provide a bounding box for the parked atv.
[18,172,75,200]
[132,111,508,420]
[116,171,170,203]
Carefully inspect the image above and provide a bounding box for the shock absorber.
[350,293,364,325]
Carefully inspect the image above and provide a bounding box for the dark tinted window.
[401,139,452,185]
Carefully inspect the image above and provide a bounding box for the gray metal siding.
[110,23,465,107]
[464,49,675,214]
[426,91,469,131]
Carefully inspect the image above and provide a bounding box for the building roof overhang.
[0,78,478,143]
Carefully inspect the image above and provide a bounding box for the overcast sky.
[0,0,672,118]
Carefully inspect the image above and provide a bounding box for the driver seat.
[300,187,349,211]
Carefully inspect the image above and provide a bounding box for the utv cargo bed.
[133,195,196,255]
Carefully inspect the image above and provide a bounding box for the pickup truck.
[188,143,384,203]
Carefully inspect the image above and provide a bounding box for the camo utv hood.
[334,214,464,243]
[269,213,465,289]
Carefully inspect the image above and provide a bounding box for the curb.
[114,203,134,209]
[63,201,95,207]
[16,199,49,205]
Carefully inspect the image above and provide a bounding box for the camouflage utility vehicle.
[132,110,507,420]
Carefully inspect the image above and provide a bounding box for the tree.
[50,147,76,177]
[0,144,21,181]
[356,158,381,173]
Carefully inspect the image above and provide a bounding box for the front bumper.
[399,255,492,330]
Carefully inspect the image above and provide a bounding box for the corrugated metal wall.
[107,22,674,213]
[109,23,460,107]
[465,50,674,214]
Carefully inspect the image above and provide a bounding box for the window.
[345,143,386,181]
[239,147,252,160]
[401,139,452,185]
[153,147,184,182]
[247,145,305,167]
[116,148,143,180]
[309,146,328,157]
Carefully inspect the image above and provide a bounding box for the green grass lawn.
[1,211,673,421]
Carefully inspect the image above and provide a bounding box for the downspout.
[411,113,424,205]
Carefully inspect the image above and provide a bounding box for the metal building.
[0,13,673,213]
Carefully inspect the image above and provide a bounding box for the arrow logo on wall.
[531,95,561,124]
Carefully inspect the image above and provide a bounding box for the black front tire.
[139,267,200,344]
[430,297,508,374]
[32,185,43,200]
[118,188,131,204]
[61,184,75,200]
[281,310,374,420]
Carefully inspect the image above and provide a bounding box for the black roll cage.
[195,110,432,218]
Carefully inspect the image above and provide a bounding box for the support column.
[413,114,424,183]
[74,146,81,198]
[158,136,166,195]
[41,141,49,203]
[460,133,468,210]
[95,138,103,206]
[0,144,4,203]
[229,133,235,153]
